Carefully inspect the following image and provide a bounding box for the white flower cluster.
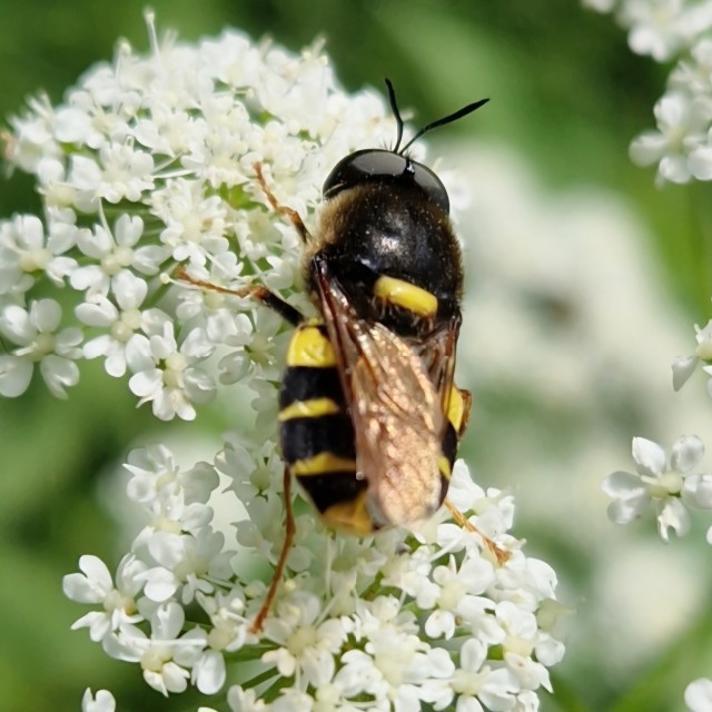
[65,447,565,711]
[0,11,395,417]
[583,0,712,183]
[0,14,566,711]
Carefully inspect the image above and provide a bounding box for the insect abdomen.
[279,323,373,535]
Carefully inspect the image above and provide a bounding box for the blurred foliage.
[1,1,711,711]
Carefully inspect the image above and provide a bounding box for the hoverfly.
[178,80,505,633]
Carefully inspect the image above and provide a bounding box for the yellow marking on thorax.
[286,326,337,368]
[438,456,452,479]
[291,452,357,476]
[373,275,438,317]
[278,398,341,421]
[447,386,465,433]
[321,491,374,536]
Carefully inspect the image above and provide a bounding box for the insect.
[178,80,506,633]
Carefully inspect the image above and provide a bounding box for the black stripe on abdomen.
[280,413,356,463]
[296,472,367,513]
[279,367,345,409]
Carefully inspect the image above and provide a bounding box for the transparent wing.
[313,257,448,526]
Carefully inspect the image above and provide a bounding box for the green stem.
[241,666,279,690]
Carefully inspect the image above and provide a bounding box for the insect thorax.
[309,182,463,335]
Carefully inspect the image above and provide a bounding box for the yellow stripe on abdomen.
[321,491,374,536]
[278,397,341,421]
[447,386,465,433]
[438,455,452,479]
[286,325,337,368]
[291,452,357,476]
[373,275,438,317]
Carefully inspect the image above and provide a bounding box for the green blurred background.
[1,1,711,710]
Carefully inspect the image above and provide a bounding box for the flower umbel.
[0,14,566,711]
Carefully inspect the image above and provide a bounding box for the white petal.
[629,131,666,166]
[0,304,34,343]
[657,498,691,541]
[194,650,226,694]
[162,661,190,694]
[632,437,666,477]
[114,214,144,247]
[125,334,154,372]
[0,355,33,397]
[689,146,712,180]
[40,355,79,398]
[602,470,645,498]
[685,678,712,712]
[671,435,704,473]
[607,494,648,525]
[75,299,118,327]
[79,554,113,590]
[152,601,185,640]
[141,567,179,602]
[129,369,162,398]
[112,270,147,309]
[460,638,487,672]
[672,354,698,391]
[659,154,691,184]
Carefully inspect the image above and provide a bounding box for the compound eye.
[323,149,407,200]
[322,148,450,214]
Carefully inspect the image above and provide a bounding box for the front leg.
[174,266,302,326]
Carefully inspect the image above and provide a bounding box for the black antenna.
[384,78,405,153]
[399,97,490,154]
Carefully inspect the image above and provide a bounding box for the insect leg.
[174,266,302,326]
[253,162,311,243]
[250,466,296,634]
[444,498,510,566]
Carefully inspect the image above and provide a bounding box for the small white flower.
[125,443,219,506]
[0,298,82,398]
[126,321,215,420]
[672,319,712,392]
[629,91,711,184]
[227,685,271,712]
[151,179,229,267]
[76,269,149,377]
[620,0,712,62]
[108,602,204,697]
[450,638,520,712]
[686,678,712,712]
[70,214,167,295]
[63,554,146,642]
[262,591,347,688]
[70,142,155,203]
[0,213,77,295]
[81,688,116,712]
[603,435,707,540]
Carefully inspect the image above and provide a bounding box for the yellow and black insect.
[180,80,504,632]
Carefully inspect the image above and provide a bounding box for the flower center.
[103,589,136,615]
[140,647,172,672]
[163,353,187,388]
[504,634,534,658]
[651,471,684,497]
[208,622,236,651]
[452,668,485,696]
[19,247,51,272]
[101,246,134,275]
[438,579,466,611]
[32,332,56,359]
[286,625,317,657]
[696,340,712,361]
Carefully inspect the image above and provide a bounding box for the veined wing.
[312,257,446,526]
